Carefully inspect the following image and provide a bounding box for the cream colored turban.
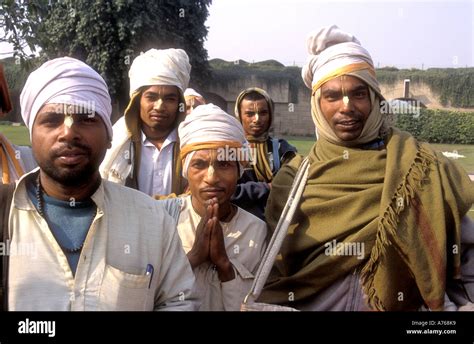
[178,103,250,178]
[301,25,389,145]
[184,88,203,100]
[129,48,191,97]
[20,57,113,139]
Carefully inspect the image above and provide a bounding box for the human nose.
[204,164,218,184]
[153,98,164,110]
[340,96,354,113]
[252,113,260,123]
[58,117,80,142]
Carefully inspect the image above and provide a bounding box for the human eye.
[38,113,63,127]
[191,159,208,169]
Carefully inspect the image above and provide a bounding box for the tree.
[1,0,212,120]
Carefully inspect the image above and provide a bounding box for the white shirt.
[138,128,177,197]
[177,195,267,311]
[8,169,197,311]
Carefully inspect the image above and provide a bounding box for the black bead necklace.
[36,174,93,254]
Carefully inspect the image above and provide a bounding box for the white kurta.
[177,195,267,311]
[137,129,177,196]
[7,168,197,311]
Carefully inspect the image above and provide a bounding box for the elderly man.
[184,88,206,115]
[232,88,297,220]
[165,103,267,311]
[259,25,474,311]
[2,57,196,311]
[0,64,36,183]
[101,48,190,197]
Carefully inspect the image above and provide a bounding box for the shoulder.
[276,153,304,180]
[237,206,267,227]
[14,145,37,172]
[109,116,132,146]
[235,206,268,241]
[102,180,170,218]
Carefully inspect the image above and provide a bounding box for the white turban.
[184,88,203,99]
[178,103,250,179]
[302,25,380,95]
[129,48,191,97]
[20,57,113,140]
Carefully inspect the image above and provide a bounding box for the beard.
[39,159,98,187]
[36,142,100,187]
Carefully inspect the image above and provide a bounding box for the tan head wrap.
[302,25,389,145]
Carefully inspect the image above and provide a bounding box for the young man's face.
[319,75,372,142]
[239,98,270,137]
[140,85,180,131]
[187,149,239,207]
[32,104,110,186]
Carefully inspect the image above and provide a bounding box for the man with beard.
[259,25,474,311]
[232,88,297,220]
[100,49,190,198]
[3,57,196,311]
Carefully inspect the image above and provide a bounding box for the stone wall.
[203,75,474,137]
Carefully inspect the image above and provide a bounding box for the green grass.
[0,124,30,146]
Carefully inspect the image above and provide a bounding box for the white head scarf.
[20,57,113,140]
[128,48,191,97]
[184,88,203,99]
[178,103,250,178]
[301,25,388,145]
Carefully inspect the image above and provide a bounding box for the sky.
[204,0,474,68]
[1,0,472,69]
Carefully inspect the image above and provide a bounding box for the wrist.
[215,259,235,282]
[187,251,204,269]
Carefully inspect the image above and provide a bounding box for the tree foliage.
[377,67,474,108]
[1,0,212,114]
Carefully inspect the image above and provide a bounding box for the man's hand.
[209,200,235,282]
[187,201,214,269]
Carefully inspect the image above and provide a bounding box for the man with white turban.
[184,88,206,114]
[164,103,267,311]
[100,48,191,198]
[259,25,474,311]
[0,63,36,183]
[2,56,197,311]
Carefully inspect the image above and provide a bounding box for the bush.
[394,109,474,144]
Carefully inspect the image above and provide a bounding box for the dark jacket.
[231,137,297,220]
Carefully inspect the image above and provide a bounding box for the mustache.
[201,187,225,192]
[149,110,168,116]
[51,142,91,157]
[335,113,364,123]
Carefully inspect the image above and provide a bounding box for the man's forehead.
[322,76,368,90]
[241,98,269,107]
[36,102,96,116]
[191,149,217,159]
[143,85,179,95]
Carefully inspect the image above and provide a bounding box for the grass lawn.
[0,124,30,146]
